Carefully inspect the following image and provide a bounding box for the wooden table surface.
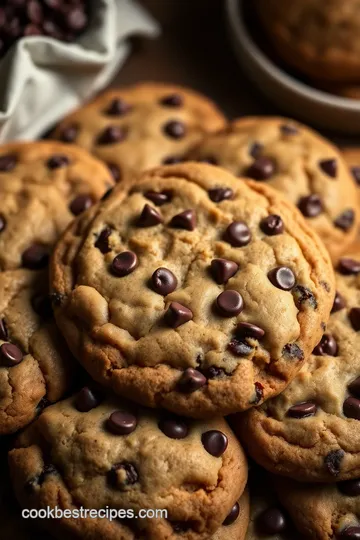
[115,0,357,146]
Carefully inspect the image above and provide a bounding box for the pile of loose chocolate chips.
[0,0,90,59]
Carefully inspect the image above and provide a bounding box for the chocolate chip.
[107,411,137,435]
[137,204,163,227]
[170,209,196,231]
[172,522,192,533]
[337,526,360,539]
[165,302,193,328]
[25,464,57,493]
[344,397,360,420]
[228,337,253,357]
[160,94,183,107]
[283,343,304,360]
[201,430,228,457]
[0,343,23,366]
[162,156,184,165]
[75,387,101,412]
[210,259,239,284]
[292,285,318,309]
[351,167,360,186]
[145,190,172,206]
[22,244,49,269]
[198,156,218,165]
[325,449,344,476]
[0,214,6,233]
[348,377,360,398]
[163,120,186,139]
[257,508,287,534]
[249,142,263,158]
[319,158,337,178]
[204,366,226,379]
[59,124,78,143]
[287,402,317,418]
[0,319,8,341]
[223,502,240,526]
[107,163,121,182]
[332,291,346,313]
[178,368,206,393]
[111,252,138,277]
[108,462,138,489]
[280,124,298,135]
[208,187,234,202]
[97,126,126,145]
[335,209,355,231]
[50,292,65,307]
[151,268,177,295]
[260,214,284,235]
[250,382,264,404]
[246,157,275,180]
[216,290,244,317]
[268,266,295,291]
[349,308,360,331]
[313,334,338,356]
[0,154,16,171]
[101,187,113,201]
[69,194,93,216]
[338,258,360,275]
[95,227,112,254]
[225,221,251,247]
[105,98,131,116]
[298,194,323,217]
[47,155,69,169]
[236,322,265,339]
[338,479,360,496]
[31,294,53,319]
[159,418,188,439]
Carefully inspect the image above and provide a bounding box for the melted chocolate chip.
[145,190,172,206]
[107,163,121,182]
[69,194,93,216]
[97,126,127,145]
[249,141,263,158]
[25,464,57,493]
[260,214,284,235]
[251,382,264,405]
[137,204,163,227]
[337,526,360,539]
[0,319,8,341]
[351,167,360,186]
[338,258,360,275]
[268,267,295,291]
[292,285,318,309]
[216,290,244,317]
[348,377,360,398]
[59,124,78,143]
[0,154,17,172]
[75,387,101,412]
[201,430,228,457]
[204,366,226,379]
[160,94,183,107]
[257,508,287,534]
[162,156,184,165]
[287,402,317,418]
[246,157,276,180]
[163,120,186,139]
[95,227,112,254]
[236,322,265,339]
[319,158,337,178]
[159,418,188,439]
[198,156,218,165]
[283,343,304,360]
[170,209,196,231]
[22,244,49,269]
[338,479,360,496]
[178,368,206,393]
[325,449,344,476]
[105,98,131,116]
[313,334,338,356]
[225,221,251,247]
[223,502,240,526]
[228,337,253,357]
[298,194,323,217]
[0,214,6,233]
[47,154,69,169]
[111,252,138,277]
[208,187,234,202]
[210,259,239,284]
[332,291,346,313]
[344,397,360,420]
[107,411,137,435]
[165,302,193,328]
[151,268,177,295]
[108,462,138,489]
[280,124,298,135]
[349,308,360,331]
[0,342,23,366]
[335,209,355,231]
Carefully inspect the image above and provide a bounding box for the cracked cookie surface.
[189,117,359,261]
[237,245,360,482]
[51,163,334,418]
[254,0,360,83]
[9,390,247,540]
[0,141,113,271]
[51,82,226,183]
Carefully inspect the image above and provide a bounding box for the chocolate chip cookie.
[275,475,360,539]
[51,82,226,183]
[189,117,359,261]
[0,141,113,271]
[9,389,248,540]
[254,0,360,83]
[51,162,334,418]
[237,246,360,482]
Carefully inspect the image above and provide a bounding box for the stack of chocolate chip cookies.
[2,82,360,539]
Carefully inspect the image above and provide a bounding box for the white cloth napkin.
[0,0,160,143]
